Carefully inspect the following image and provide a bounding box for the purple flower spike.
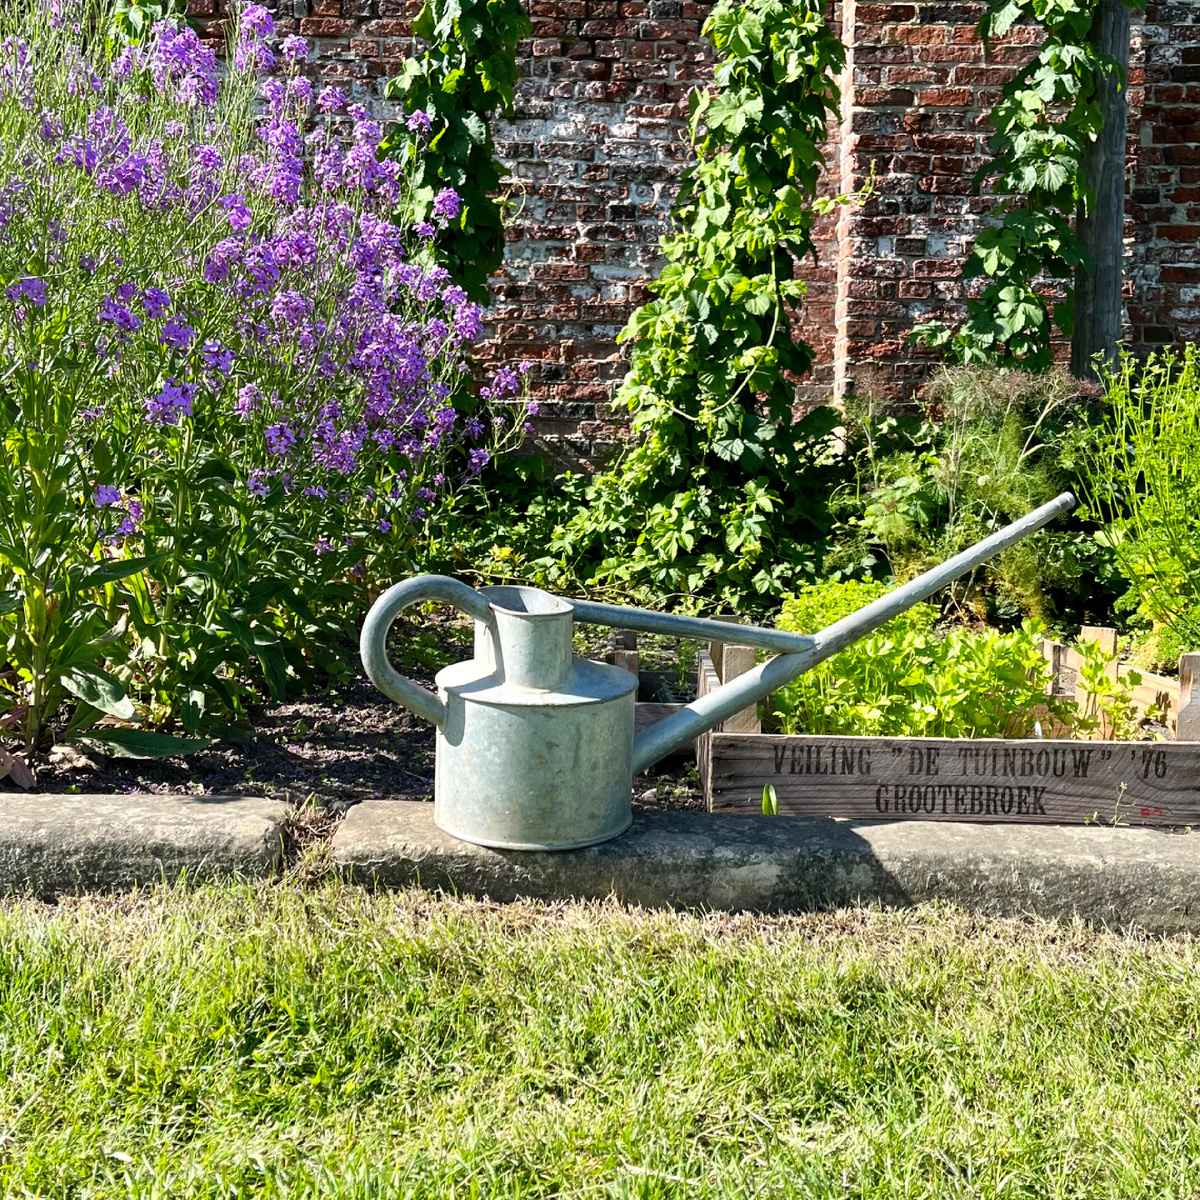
[407,110,432,136]
[92,485,122,507]
[221,194,252,233]
[281,34,309,62]
[141,287,171,319]
[240,4,275,37]
[432,187,462,222]
[144,379,196,425]
[316,86,347,114]
[98,298,141,332]
[265,423,297,456]
[234,39,275,73]
[6,276,47,307]
[159,319,196,352]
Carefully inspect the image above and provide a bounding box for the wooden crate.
[700,730,1200,826]
[694,648,1200,826]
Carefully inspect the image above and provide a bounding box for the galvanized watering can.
[361,492,1074,850]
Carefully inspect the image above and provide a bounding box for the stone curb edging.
[332,801,1200,934]
[0,794,290,898]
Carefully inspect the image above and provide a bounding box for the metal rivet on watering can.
[361,493,1076,851]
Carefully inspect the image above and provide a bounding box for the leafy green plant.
[771,580,1072,738]
[545,0,848,614]
[828,365,1121,626]
[1072,638,1142,741]
[381,0,530,302]
[913,0,1142,367]
[1080,347,1200,653]
[761,783,778,815]
[109,0,187,42]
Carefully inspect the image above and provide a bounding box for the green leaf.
[58,666,136,721]
[75,728,212,759]
[81,553,169,588]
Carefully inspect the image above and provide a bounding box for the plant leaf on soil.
[58,666,136,721]
[0,748,36,789]
[72,729,211,759]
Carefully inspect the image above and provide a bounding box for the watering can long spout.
[615,491,1076,773]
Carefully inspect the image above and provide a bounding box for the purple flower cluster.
[6,276,46,307]
[146,379,197,425]
[235,5,276,73]
[92,485,144,541]
[0,6,533,571]
[432,188,462,224]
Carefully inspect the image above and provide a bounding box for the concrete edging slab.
[332,800,1200,934]
[0,794,289,898]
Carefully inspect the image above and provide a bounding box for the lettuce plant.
[772,580,1075,739]
[0,1,530,758]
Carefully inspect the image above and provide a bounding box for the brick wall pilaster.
[1128,3,1200,355]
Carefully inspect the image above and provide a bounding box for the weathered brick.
[280,0,1198,455]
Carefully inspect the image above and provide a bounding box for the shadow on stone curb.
[332,800,1200,936]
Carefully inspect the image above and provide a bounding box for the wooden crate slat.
[634,702,684,734]
[708,732,1200,826]
[1120,666,1180,721]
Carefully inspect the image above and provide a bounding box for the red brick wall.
[1129,2,1200,352]
[191,0,1200,461]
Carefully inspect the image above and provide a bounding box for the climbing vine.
[914,0,1141,370]
[381,0,530,302]
[108,0,187,42]
[550,0,848,612]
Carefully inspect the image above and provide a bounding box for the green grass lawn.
[3,883,1200,1199]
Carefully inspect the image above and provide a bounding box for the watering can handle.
[360,575,494,727]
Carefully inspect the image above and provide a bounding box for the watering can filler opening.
[360,492,1076,851]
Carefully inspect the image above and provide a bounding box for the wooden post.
[708,614,741,683]
[1070,0,1131,382]
[706,616,760,734]
[1040,637,1064,695]
[1075,626,1118,738]
[721,645,761,734]
[607,629,639,681]
[1179,654,1200,742]
[613,648,639,680]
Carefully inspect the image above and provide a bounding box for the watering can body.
[361,493,1076,851]
[435,587,638,849]
[362,580,640,850]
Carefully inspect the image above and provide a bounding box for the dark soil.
[11,608,705,812]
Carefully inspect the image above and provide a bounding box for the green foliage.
[108,0,187,42]
[912,0,1142,368]
[1073,636,1143,741]
[829,365,1121,626]
[773,580,1071,738]
[548,0,847,613]
[381,0,530,302]
[1080,348,1200,653]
